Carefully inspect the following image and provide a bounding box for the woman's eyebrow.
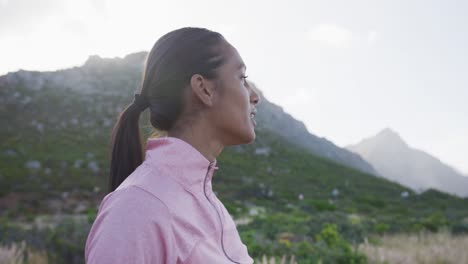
[238,62,246,71]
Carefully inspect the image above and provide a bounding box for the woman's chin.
[233,130,256,145]
[244,128,256,144]
[226,123,256,146]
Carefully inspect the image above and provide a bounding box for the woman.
[85,27,260,263]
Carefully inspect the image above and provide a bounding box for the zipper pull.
[209,161,219,171]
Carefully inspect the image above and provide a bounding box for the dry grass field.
[359,231,468,264]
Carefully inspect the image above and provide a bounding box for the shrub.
[421,212,449,232]
[314,223,368,264]
[373,223,390,235]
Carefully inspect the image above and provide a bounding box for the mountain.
[2,54,468,263]
[0,52,376,176]
[346,128,468,197]
[253,88,376,175]
[0,52,147,95]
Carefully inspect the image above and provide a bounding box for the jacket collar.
[143,136,219,194]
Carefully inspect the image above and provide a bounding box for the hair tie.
[132,93,150,112]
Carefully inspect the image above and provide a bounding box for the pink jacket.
[85,136,254,264]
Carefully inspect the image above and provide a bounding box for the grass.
[359,231,468,264]
[255,255,297,264]
[0,241,48,264]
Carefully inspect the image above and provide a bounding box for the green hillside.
[1,72,468,263]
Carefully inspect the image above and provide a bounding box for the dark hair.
[108,27,226,192]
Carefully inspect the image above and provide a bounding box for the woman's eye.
[241,75,248,81]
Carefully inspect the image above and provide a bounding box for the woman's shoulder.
[85,186,178,263]
[119,162,181,192]
[98,184,172,219]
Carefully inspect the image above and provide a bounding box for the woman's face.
[211,41,260,146]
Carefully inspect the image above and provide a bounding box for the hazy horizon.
[1,0,467,175]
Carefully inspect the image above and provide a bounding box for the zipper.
[203,162,241,264]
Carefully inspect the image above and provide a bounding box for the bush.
[421,212,449,232]
[0,216,91,264]
[373,223,389,234]
[240,221,367,264]
[310,200,336,212]
[44,217,91,264]
[314,223,368,264]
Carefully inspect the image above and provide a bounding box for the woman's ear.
[190,74,215,107]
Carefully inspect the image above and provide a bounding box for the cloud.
[367,30,377,45]
[307,24,353,48]
[0,0,64,35]
[0,0,107,37]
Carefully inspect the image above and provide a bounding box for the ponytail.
[108,94,149,193]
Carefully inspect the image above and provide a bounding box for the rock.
[61,192,69,199]
[36,123,44,133]
[234,217,252,226]
[74,203,88,214]
[31,120,44,133]
[74,159,83,168]
[87,161,99,173]
[46,199,63,212]
[3,149,17,157]
[103,118,113,127]
[331,188,339,197]
[255,147,271,156]
[241,176,253,184]
[21,96,32,105]
[266,166,272,173]
[247,206,265,216]
[267,189,274,197]
[249,208,259,216]
[70,118,79,126]
[25,160,41,170]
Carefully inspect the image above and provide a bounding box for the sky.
[1,0,467,174]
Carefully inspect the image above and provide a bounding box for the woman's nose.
[250,87,260,105]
